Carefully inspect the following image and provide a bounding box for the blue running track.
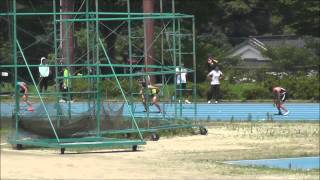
[1,102,319,121]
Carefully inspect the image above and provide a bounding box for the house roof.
[227,38,268,60]
[227,35,305,60]
[250,35,305,48]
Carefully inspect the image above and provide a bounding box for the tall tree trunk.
[143,0,155,83]
[99,1,117,74]
[60,0,74,66]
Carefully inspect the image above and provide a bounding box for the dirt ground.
[1,122,319,180]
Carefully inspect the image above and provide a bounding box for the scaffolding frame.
[0,0,205,154]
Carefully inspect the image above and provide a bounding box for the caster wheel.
[60,148,65,154]
[199,127,208,135]
[132,145,138,151]
[151,133,160,141]
[16,144,23,150]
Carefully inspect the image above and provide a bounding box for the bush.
[242,85,269,100]
[34,72,320,101]
[0,83,13,92]
[263,72,319,100]
[221,83,240,100]
[196,82,210,98]
[73,79,90,92]
[101,78,141,99]
[282,75,319,100]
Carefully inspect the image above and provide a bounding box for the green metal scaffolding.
[0,0,205,154]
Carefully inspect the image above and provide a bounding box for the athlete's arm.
[219,72,224,79]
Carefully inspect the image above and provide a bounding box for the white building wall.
[230,45,270,61]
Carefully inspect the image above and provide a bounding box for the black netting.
[17,101,129,138]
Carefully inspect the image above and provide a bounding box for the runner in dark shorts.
[139,80,162,113]
[271,86,289,115]
[17,82,34,112]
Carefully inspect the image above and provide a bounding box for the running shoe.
[59,99,66,103]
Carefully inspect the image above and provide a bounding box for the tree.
[277,0,320,37]
[263,44,319,72]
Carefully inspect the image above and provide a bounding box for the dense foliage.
[0,0,319,101]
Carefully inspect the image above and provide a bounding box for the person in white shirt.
[207,66,223,104]
[38,57,50,93]
[176,64,191,104]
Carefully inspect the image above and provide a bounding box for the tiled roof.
[250,35,305,48]
[228,35,305,56]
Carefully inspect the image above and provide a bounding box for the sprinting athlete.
[139,80,162,113]
[17,82,34,112]
[271,86,289,115]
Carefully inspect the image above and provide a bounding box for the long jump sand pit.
[1,122,319,180]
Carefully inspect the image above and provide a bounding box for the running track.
[0,102,319,121]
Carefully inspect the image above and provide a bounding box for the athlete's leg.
[23,95,34,111]
[279,102,288,112]
[141,94,148,111]
[152,96,162,113]
[39,78,44,93]
[276,102,282,115]
[213,85,220,102]
[207,85,214,103]
[44,77,48,92]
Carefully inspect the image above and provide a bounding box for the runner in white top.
[207,66,223,104]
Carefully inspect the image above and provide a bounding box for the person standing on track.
[207,66,223,104]
[176,63,191,104]
[207,56,219,103]
[271,86,289,115]
[59,67,73,103]
[38,57,50,93]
